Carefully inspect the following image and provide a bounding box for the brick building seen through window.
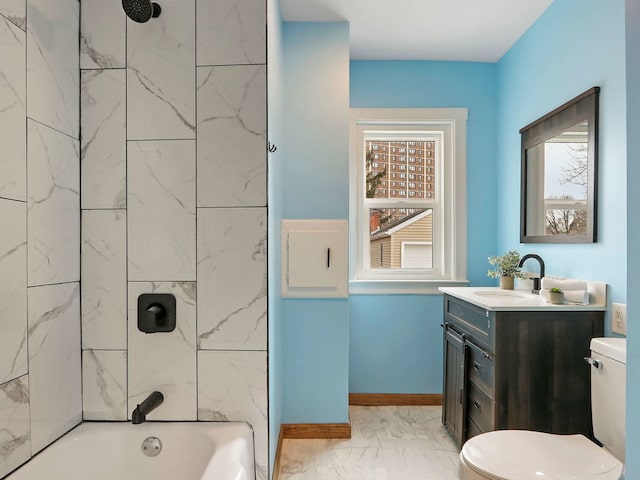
[367,140,436,231]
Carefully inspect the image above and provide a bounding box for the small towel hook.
[268,142,277,153]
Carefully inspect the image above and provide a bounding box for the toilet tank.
[590,337,626,462]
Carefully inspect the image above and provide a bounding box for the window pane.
[366,140,436,199]
[369,208,433,269]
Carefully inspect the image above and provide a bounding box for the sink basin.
[472,290,532,299]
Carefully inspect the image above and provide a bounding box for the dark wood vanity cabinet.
[442,294,604,448]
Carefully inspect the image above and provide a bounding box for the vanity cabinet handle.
[473,362,482,373]
[473,401,481,411]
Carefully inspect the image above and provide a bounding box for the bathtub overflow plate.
[141,436,162,457]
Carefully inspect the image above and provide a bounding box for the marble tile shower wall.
[0,0,81,477]
[80,0,267,479]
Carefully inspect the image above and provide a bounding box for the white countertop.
[439,286,607,312]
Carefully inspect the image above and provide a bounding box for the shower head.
[122,0,161,23]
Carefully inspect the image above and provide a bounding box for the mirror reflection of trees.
[560,142,588,190]
[545,141,588,235]
[545,200,587,234]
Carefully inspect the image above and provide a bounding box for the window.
[350,108,468,293]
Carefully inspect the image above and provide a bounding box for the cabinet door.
[443,325,467,447]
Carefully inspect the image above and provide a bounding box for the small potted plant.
[548,287,564,304]
[487,250,527,289]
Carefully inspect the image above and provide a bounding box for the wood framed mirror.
[520,87,599,243]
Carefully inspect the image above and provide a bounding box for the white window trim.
[349,108,469,295]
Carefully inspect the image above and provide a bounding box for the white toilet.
[458,337,626,480]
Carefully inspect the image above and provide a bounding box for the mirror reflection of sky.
[544,142,587,199]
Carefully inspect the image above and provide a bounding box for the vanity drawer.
[467,340,494,392]
[467,382,494,433]
[445,297,494,347]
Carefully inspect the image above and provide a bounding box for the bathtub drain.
[141,436,162,457]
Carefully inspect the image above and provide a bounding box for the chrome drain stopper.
[141,436,162,457]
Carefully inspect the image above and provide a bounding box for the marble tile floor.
[277,406,460,480]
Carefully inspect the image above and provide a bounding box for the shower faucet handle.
[137,293,176,333]
[145,304,166,326]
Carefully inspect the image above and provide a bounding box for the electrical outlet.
[612,302,627,335]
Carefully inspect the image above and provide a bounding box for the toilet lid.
[461,430,623,480]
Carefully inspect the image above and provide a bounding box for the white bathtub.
[6,422,255,480]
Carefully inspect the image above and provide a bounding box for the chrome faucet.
[518,254,545,294]
[132,391,164,424]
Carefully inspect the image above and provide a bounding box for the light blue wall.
[282,299,349,422]
[496,0,627,331]
[625,1,639,476]
[280,22,350,424]
[267,0,283,473]
[349,295,443,393]
[349,61,497,393]
[282,23,350,220]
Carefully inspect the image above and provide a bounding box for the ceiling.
[279,0,555,62]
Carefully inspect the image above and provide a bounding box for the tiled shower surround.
[0,0,267,478]
[80,0,268,478]
[0,0,81,476]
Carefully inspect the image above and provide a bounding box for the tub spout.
[132,391,164,424]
